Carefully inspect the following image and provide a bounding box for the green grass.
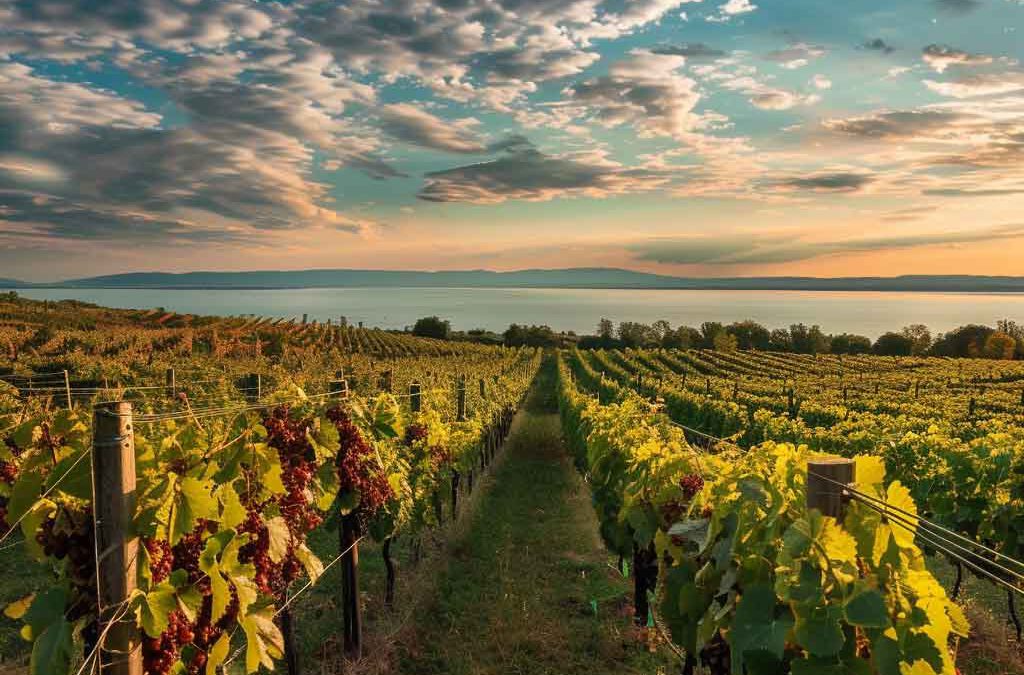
[389,364,676,675]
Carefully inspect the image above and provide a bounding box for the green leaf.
[138,582,178,637]
[20,587,67,641]
[795,604,845,657]
[729,584,793,674]
[30,617,73,675]
[7,470,43,526]
[845,589,889,628]
[44,450,91,499]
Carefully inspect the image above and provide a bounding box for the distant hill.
[5,269,1024,292]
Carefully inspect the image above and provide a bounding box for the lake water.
[5,287,1024,338]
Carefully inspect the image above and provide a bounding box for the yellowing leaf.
[855,456,886,488]
[242,608,284,673]
[265,517,291,564]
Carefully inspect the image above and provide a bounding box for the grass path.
[392,369,675,675]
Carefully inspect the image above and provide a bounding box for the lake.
[5,287,1024,338]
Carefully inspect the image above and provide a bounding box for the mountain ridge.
[3,269,1024,292]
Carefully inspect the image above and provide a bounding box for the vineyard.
[0,295,1022,675]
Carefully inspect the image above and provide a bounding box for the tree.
[412,316,451,340]
[504,324,559,347]
[597,318,615,340]
[829,333,872,354]
[900,324,932,355]
[712,331,738,352]
[617,321,657,348]
[873,332,914,356]
[664,326,701,349]
[726,320,771,351]
[930,324,994,357]
[982,331,1017,359]
[769,328,792,352]
[651,320,672,342]
[700,322,725,349]
[997,319,1024,358]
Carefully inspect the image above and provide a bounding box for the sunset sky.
[1,0,1023,281]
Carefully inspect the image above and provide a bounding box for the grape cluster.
[143,610,192,675]
[326,406,394,517]
[428,444,451,469]
[0,460,18,484]
[171,522,212,594]
[679,474,705,500]
[143,537,173,584]
[404,423,429,446]
[699,632,731,675]
[263,407,322,533]
[34,509,96,622]
[238,509,286,596]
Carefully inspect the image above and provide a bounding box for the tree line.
[410,315,1024,359]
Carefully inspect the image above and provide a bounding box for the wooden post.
[91,401,142,675]
[63,369,72,409]
[456,375,467,422]
[331,378,348,401]
[410,383,421,413]
[382,538,396,608]
[280,607,300,675]
[969,396,976,419]
[806,457,854,519]
[380,369,393,394]
[340,513,362,658]
[244,373,261,402]
[479,377,486,399]
[165,367,175,398]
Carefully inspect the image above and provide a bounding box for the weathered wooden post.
[806,457,855,519]
[63,369,72,409]
[91,401,142,675]
[456,375,467,422]
[410,382,421,413]
[244,373,261,402]
[165,367,175,398]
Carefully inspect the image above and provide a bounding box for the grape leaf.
[242,607,284,673]
[29,617,72,675]
[265,516,291,563]
[845,588,889,628]
[729,584,793,674]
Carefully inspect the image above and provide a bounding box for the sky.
[1,0,1023,282]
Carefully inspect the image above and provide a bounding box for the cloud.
[922,44,994,73]
[810,74,832,90]
[564,50,711,140]
[0,62,375,243]
[748,89,819,110]
[764,43,826,69]
[652,42,726,60]
[629,223,1024,265]
[932,0,983,14]
[924,72,1024,98]
[823,110,966,139]
[773,172,874,192]
[860,38,895,54]
[378,103,486,153]
[710,0,757,20]
[417,136,669,203]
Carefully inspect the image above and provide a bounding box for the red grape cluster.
[263,407,322,532]
[143,537,173,584]
[35,509,96,622]
[326,406,394,517]
[404,423,429,446]
[679,474,705,500]
[171,522,212,594]
[237,509,286,596]
[428,444,451,469]
[0,460,18,484]
[143,610,192,675]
